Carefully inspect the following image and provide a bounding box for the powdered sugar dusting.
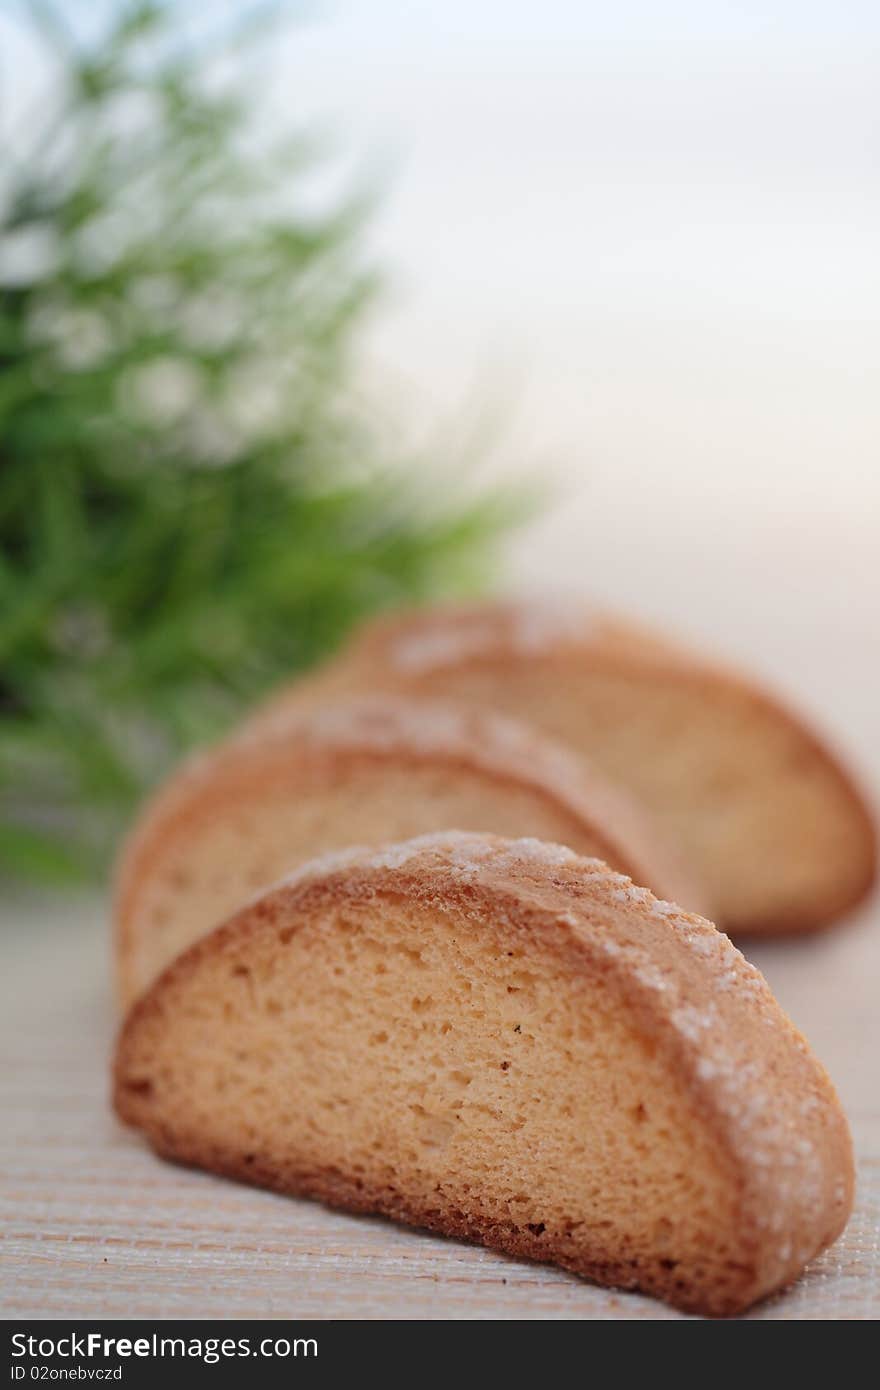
[650,897,682,917]
[528,855,830,1255]
[632,962,670,993]
[611,883,653,907]
[671,1002,719,1042]
[275,830,601,891]
[662,976,828,1260]
[389,597,597,673]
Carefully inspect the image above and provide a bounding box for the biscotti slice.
[114,831,854,1317]
[254,599,876,936]
[115,695,707,1007]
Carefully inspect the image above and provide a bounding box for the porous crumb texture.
[115,832,854,1317]
[254,600,877,935]
[115,696,706,1007]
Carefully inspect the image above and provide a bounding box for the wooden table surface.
[1,863,877,1322]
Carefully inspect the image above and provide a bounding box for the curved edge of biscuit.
[115,831,854,1317]
[268,598,877,933]
[113,694,712,1002]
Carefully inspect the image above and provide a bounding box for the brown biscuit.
[114,831,854,1317]
[252,599,877,935]
[115,695,707,1006]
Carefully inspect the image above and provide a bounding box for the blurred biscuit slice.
[114,694,708,1007]
[252,599,877,936]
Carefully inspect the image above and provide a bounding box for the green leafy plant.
[0,2,520,883]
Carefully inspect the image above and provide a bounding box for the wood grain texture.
[1,882,878,1321]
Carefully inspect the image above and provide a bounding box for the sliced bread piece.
[114,831,854,1317]
[253,599,877,935]
[115,696,706,1006]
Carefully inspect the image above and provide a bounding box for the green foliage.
[0,2,519,882]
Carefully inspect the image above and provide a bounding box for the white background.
[270,2,880,782]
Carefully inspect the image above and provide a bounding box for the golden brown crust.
[115,831,854,1317]
[251,599,877,935]
[114,695,709,1005]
